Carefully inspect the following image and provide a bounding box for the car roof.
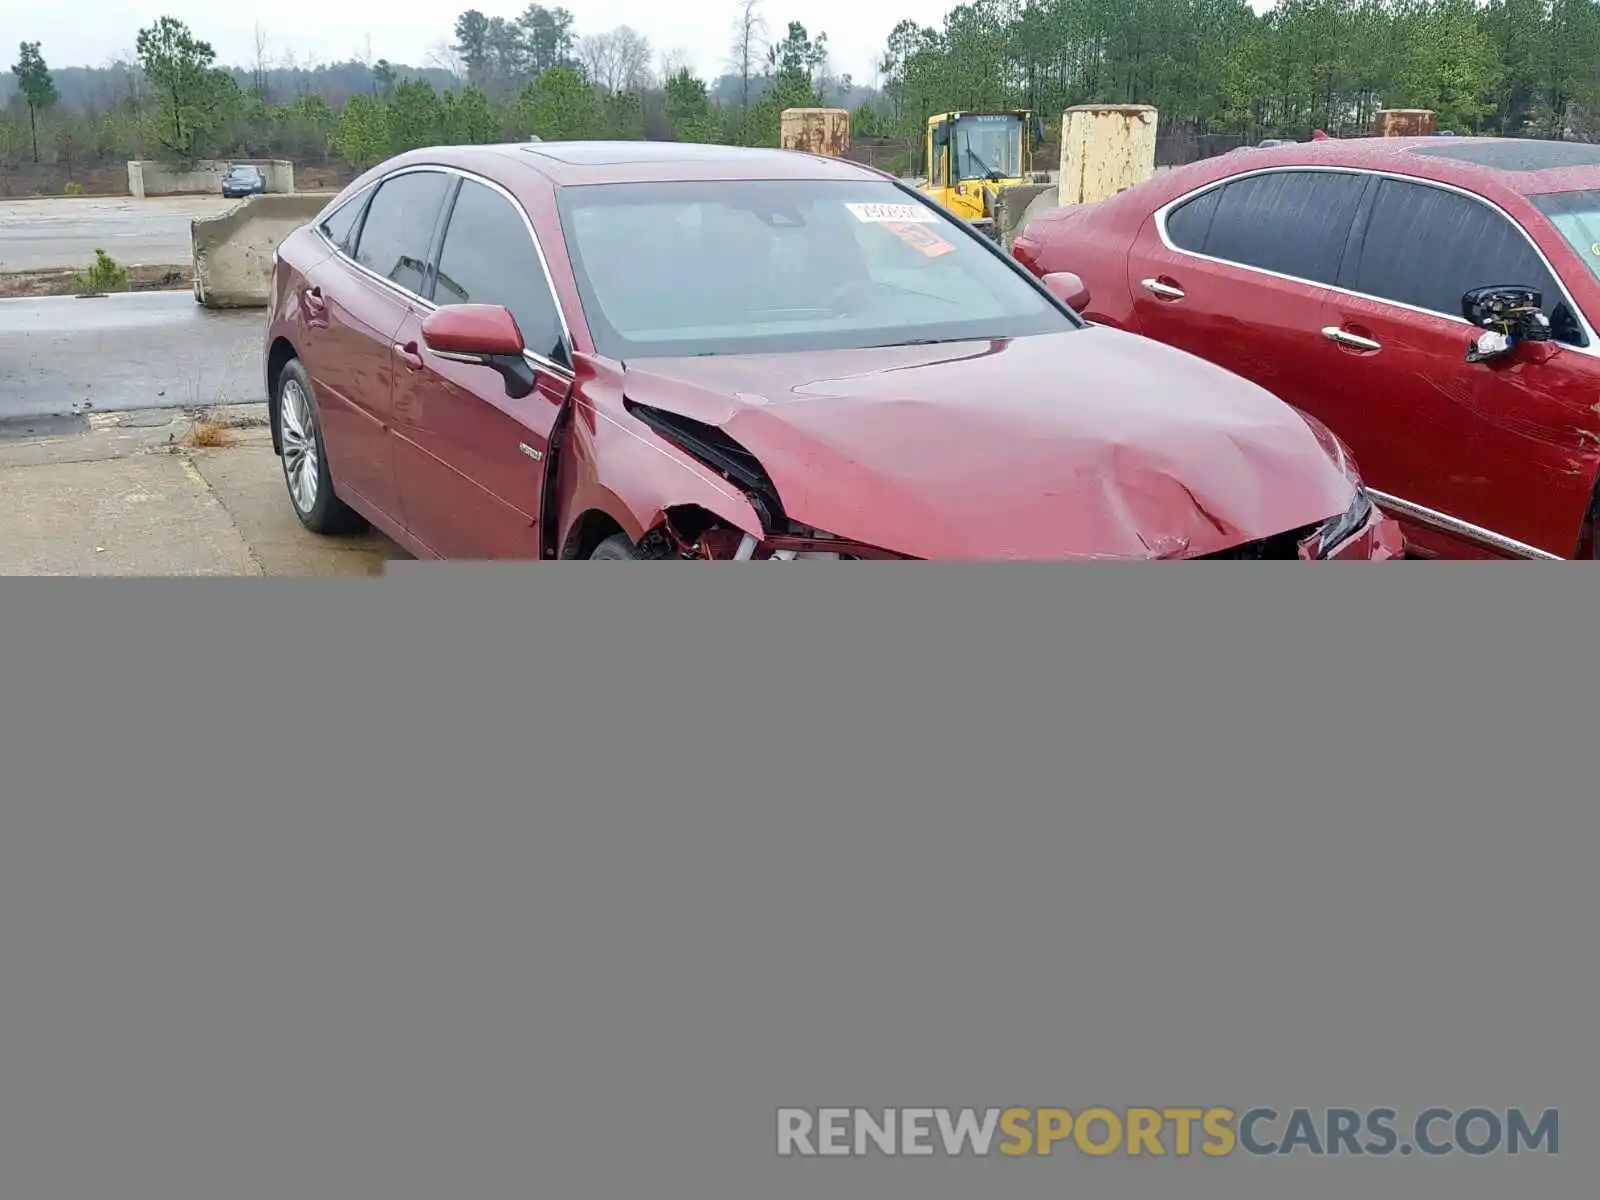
[375,141,891,188]
[1193,136,1600,197]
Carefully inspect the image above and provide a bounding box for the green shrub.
[73,248,129,295]
[63,180,84,196]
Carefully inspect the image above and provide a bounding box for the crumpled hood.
[620,329,1356,559]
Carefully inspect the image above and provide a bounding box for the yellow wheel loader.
[917,110,1047,238]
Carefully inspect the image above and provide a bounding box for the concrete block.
[192,193,328,309]
[1058,104,1158,206]
[780,108,851,158]
[1374,109,1435,137]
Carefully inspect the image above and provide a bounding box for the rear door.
[1319,175,1600,557]
[1126,168,1370,419]
[308,169,454,530]
[389,174,573,559]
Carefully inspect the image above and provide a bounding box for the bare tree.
[815,52,841,105]
[656,45,692,84]
[106,48,146,155]
[578,25,653,94]
[354,34,377,94]
[425,38,465,82]
[728,0,768,114]
[251,23,272,102]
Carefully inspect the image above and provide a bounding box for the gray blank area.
[1,569,1593,1200]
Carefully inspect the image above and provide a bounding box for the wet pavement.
[0,291,264,428]
[0,195,238,273]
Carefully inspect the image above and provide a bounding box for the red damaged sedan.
[263,141,1401,560]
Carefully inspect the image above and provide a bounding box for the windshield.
[952,115,1023,181]
[554,178,1077,360]
[1532,189,1600,284]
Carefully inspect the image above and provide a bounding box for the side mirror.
[421,303,536,399]
[1041,271,1090,311]
[1461,285,1552,364]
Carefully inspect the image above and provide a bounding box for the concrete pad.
[0,404,407,575]
[187,428,406,577]
[0,453,261,575]
[0,291,264,424]
[0,195,238,273]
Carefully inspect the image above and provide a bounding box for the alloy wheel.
[279,378,320,515]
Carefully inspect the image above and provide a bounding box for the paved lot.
[0,408,406,575]
[0,195,240,273]
[0,291,264,426]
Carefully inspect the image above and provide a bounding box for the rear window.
[553,178,1076,359]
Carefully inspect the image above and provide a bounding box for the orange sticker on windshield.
[884,221,955,258]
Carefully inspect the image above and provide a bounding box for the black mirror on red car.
[1461,285,1552,364]
[1041,271,1090,311]
[421,304,536,399]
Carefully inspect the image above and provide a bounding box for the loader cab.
[919,111,1043,225]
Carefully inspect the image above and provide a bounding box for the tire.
[588,532,670,560]
[274,358,366,536]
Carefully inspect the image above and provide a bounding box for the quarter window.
[1164,186,1220,253]
[432,179,567,365]
[1349,177,1584,345]
[351,171,452,295]
[1199,170,1368,286]
[317,190,367,252]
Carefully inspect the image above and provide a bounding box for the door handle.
[1141,277,1185,299]
[1321,326,1382,351]
[393,342,425,370]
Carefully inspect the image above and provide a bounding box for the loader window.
[952,116,1023,182]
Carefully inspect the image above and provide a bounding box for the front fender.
[555,396,766,552]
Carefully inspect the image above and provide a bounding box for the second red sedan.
[263,140,1400,560]
[1013,136,1600,559]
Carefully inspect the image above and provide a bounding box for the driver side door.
[1317,175,1598,558]
[388,175,573,559]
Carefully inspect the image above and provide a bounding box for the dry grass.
[182,419,239,448]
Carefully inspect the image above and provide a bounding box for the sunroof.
[1410,139,1600,171]
[523,141,792,166]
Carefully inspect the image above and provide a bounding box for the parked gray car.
[222,164,266,198]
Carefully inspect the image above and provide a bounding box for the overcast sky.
[16,0,971,86]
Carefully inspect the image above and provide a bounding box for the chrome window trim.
[312,162,575,379]
[1153,163,1600,356]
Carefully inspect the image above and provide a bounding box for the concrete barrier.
[192,193,327,309]
[129,158,295,200]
